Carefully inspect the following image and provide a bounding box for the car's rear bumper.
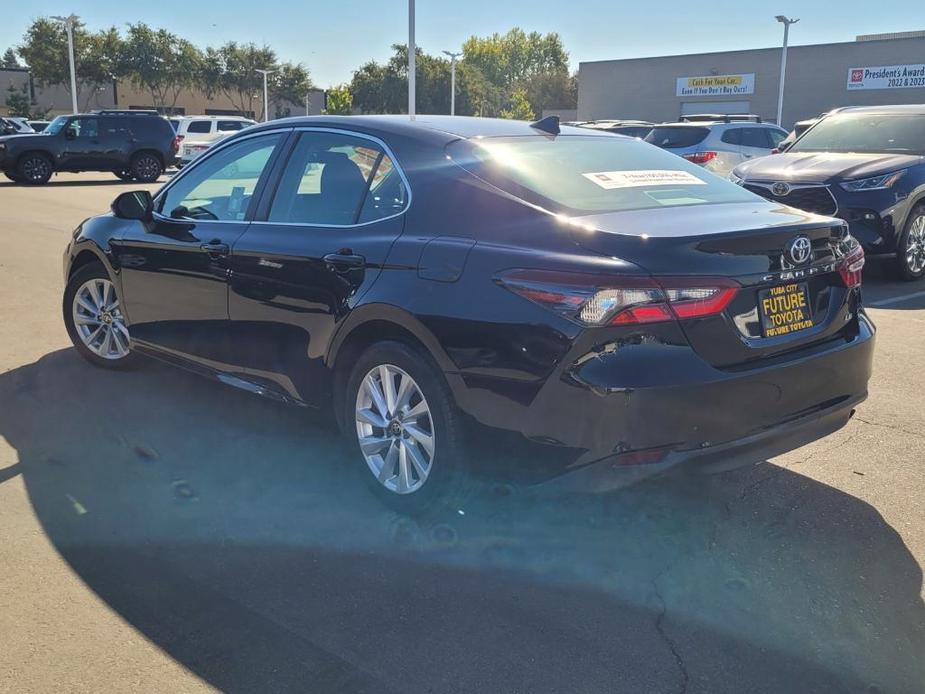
[452,313,875,484]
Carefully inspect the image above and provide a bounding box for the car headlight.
[728,171,744,185]
[839,169,906,192]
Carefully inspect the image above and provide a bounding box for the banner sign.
[676,74,755,97]
[847,64,925,91]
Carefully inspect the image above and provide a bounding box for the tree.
[324,85,353,115]
[123,24,201,111]
[200,42,276,118]
[2,48,23,69]
[271,62,313,115]
[500,87,535,120]
[4,83,51,119]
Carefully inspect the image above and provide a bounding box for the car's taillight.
[837,244,865,288]
[682,151,718,165]
[496,270,738,326]
[172,135,183,152]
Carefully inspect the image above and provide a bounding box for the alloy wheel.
[905,215,925,275]
[72,278,131,360]
[355,364,435,495]
[22,156,50,183]
[134,155,161,182]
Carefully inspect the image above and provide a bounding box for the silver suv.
[645,115,788,177]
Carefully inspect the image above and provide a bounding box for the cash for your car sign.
[848,64,925,90]
[676,74,755,97]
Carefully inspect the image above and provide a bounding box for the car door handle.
[201,241,230,257]
[323,252,365,270]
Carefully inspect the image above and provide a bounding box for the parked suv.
[0,110,177,185]
[645,115,788,176]
[731,105,925,280]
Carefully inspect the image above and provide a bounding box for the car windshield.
[447,134,756,214]
[790,113,925,154]
[44,116,70,135]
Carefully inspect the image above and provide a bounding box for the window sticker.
[582,170,707,189]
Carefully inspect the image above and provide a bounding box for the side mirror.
[111,190,153,221]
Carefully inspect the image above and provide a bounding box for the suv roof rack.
[91,109,161,116]
[679,113,763,123]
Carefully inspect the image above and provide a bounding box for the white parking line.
[867,290,925,308]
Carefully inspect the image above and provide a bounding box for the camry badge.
[771,181,792,197]
[787,236,812,265]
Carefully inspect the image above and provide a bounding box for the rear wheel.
[895,206,925,281]
[130,152,163,183]
[63,263,136,369]
[16,153,53,184]
[345,341,466,513]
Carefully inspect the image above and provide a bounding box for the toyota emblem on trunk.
[771,181,792,197]
[788,236,812,265]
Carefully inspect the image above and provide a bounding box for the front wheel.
[63,263,137,369]
[16,153,53,184]
[895,206,925,281]
[130,153,163,183]
[345,341,466,513]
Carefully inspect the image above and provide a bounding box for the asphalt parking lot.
[1,172,923,694]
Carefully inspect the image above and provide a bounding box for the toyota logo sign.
[787,236,812,265]
[771,181,791,197]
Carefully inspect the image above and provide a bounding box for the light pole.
[775,15,799,127]
[51,14,79,114]
[255,68,276,122]
[408,0,416,117]
[442,50,462,116]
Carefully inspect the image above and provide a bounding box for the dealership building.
[577,31,925,128]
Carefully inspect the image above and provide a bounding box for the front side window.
[448,135,756,215]
[157,133,282,221]
[790,113,925,155]
[768,129,788,147]
[44,116,69,136]
[268,131,407,226]
[186,120,212,134]
[67,118,99,138]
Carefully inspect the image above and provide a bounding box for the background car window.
[720,128,742,145]
[100,118,129,139]
[268,132,407,225]
[740,128,770,148]
[186,120,212,134]
[68,118,99,138]
[790,114,925,154]
[644,126,710,148]
[158,133,281,221]
[768,129,788,147]
[218,121,248,132]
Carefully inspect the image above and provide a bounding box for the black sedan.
[61,115,875,510]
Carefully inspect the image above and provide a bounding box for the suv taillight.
[172,135,183,152]
[837,244,865,288]
[682,151,718,165]
[497,270,738,326]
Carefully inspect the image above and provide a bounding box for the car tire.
[114,170,135,182]
[16,152,53,185]
[895,206,925,281]
[63,263,137,369]
[130,152,163,183]
[344,340,468,514]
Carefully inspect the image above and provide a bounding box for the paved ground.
[0,172,923,694]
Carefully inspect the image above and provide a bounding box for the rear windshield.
[791,113,925,155]
[644,126,710,149]
[447,135,756,214]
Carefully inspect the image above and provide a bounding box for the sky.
[1,1,920,88]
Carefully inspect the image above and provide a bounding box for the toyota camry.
[61,115,875,510]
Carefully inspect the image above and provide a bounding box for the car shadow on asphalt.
[0,178,168,189]
[1,349,923,693]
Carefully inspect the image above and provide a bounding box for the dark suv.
[731,105,925,280]
[0,110,177,185]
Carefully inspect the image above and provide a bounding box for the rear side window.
[721,128,742,145]
[100,118,130,139]
[644,126,710,148]
[217,120,247,132]
[740,128,770,148]
[447,135,756,214]
[186,120,212,134]
[268,131,407,226]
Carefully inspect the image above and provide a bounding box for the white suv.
[169,116,255,168]
[644,115,788,177]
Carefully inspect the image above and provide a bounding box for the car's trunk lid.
[571,201,857,368]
